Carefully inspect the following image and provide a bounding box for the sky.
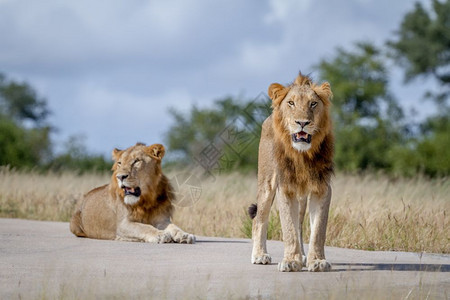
[0,0,431,157]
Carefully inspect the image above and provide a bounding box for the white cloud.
[57,81,194,153]
[240,41,285,72]
[0,1,209,72]
[0,0,432,156]
[264,0,312,24]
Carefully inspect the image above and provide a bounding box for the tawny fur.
[70,143,195,244]
[251,73,334,272]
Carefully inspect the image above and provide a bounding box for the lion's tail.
[248,203,258,219]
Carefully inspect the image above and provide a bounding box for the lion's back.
[257,115,277,183]
[70,184,117,240]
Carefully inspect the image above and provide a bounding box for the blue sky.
[0,0,431,156]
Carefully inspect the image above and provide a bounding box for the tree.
[0,73,52,167]
[315,42,406,171]
[390,106,450,176]
[166,96,271,171]
[388,0,450,101]
[316,42,403,124]
[0,73,111,171]
[387,0,450,176]
[48,135,112,173]
[167,101,230,161]
[0,74,50,125]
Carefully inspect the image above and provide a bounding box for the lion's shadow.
[255,263,450,272]
[196,239,249,244]
[332,262,450,272]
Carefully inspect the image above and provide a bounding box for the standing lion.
[249,73,333,272]
[70,143,195,244]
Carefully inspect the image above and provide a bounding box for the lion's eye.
[133,159,141,166]
[310,101,318,108]
[117,161,122,166]
[288,100,294,106]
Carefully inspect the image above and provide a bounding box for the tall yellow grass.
[0,167,109,221]
[0,166,448,253]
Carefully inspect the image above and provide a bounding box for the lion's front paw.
[278,259,302,272]
[251,253,272,265]
[156,232,173,244]
[173,232,196,244]
[307,259,331,272]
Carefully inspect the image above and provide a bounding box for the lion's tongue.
[125,187,135,193]
[297,131,308,139]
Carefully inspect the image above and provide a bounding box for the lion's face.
[269,74,332,153]
[279,86,326,152]
[111,143,165,206]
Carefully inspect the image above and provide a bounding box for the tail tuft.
[248,203,258,219]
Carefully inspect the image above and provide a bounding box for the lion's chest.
[128,206,156,224]
[277,155,330,197]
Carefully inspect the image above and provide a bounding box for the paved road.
[1,218,449,299]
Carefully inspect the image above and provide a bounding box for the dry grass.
[174,171,450,254]
[327,174,449,253]
[0,167,109,222]
[0,166,448,253]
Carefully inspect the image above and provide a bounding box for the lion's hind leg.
[251,182,276,265]
[70,210,87,237]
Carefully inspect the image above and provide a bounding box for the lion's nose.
[116,174,128,181]
[295,121,310,128]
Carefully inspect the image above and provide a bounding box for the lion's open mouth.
[292,131,312,144]
[123,186,141,197]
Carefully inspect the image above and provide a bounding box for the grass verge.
[0,166,448,253]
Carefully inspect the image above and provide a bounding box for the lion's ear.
[147,144,165,161]
[268,83,289,106]
[313,82,333,105]
[112,148,123,161]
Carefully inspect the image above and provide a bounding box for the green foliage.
[316,42,404,123]
[2,1,449,177]
[167,2,450,177]
[166,36,449,176]
[334,123,400,172]
[166,96,270,171]
[48,135,112,173]
[388,0,450,100]
[167,100,230,161]
[0,74,52,168]
[315,42,406,173]
[0,73,50,125]
[0,73,110,172]
[316,42,401,123]
[391,110,450,177]
[386,0,450,176]
[0,117,37,168]
[241,209,282,240]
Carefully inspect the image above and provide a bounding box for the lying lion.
[250,73,334,272]
[70,143,195,244]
